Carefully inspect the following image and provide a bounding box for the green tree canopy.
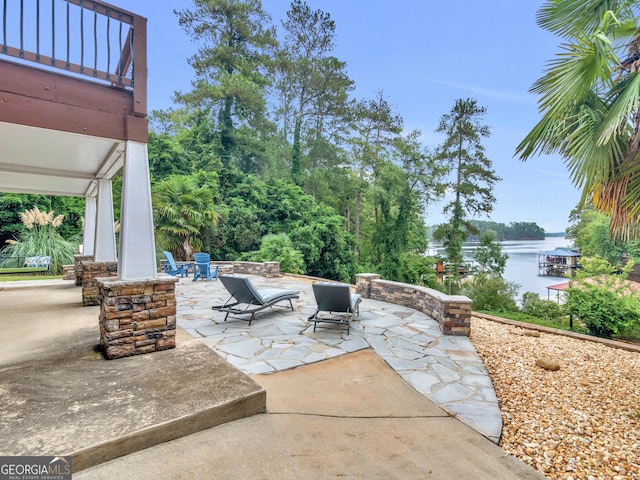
[566,204,640,264]
[277,0,353,184]
[175,0,277,168]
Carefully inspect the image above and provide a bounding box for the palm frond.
[597,71,640,144]
[532,36,615,118]
[537,0,634,38]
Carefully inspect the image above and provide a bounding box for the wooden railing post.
[131,14,147,119]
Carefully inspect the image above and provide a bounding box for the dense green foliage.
[457,231,519,311]
[565,257,640,338]
[152,174,220,261]
[0,194,83,246]
[566,205,640,264]
[469,220,545,240]
[566,283,638,339]
[0,2,534,290]
[241,233,305,274]
[472,231,508,276]
[142,1,439,282]
[559,207,640,340]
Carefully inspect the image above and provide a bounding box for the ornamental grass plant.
[1,206,77,275]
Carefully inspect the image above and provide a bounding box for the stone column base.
[81,261,118,306]
[74,254,93,286]
[355,273,380,297]
[62,265,74,280]
[97,275,178,359]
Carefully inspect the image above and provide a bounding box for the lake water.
[428,237,572,301]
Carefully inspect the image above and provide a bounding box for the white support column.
[83,196,97,256]
[118,141,157,280]
[94,180,117,262]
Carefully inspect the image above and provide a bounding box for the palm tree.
[153,175,219,261]
[516,0,640,240]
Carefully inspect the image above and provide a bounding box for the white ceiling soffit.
[0,121,125,198]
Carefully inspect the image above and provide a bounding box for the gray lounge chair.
[212,274,300,325]
[308,282,362,335]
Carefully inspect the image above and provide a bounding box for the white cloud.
[418,76,535,105]
[527,166,570,179]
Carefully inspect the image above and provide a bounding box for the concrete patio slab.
[0,282,265,472]
[77,350,545,480]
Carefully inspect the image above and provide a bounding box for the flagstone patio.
[176,274,502,443]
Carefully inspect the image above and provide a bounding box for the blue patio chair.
[163,251,189,278]
[192,252,218,282]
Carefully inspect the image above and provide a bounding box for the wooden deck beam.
[0,59,146,143]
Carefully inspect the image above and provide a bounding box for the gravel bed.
[469,316,640,480]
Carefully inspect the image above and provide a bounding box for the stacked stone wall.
[227,261,280,277]
[355,273,472,336]
[158,260,281,278]
[81,261,118,306]
[97,275,178,359]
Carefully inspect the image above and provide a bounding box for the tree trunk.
[354,190,361,255]
[292,118,302,185]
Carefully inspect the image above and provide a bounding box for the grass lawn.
[479,309,640,343]
[0,275,63,282]
[478,309,586,332]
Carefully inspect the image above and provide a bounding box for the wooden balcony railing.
[1,0,146,116]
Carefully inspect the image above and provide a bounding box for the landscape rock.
[535,357,561,371]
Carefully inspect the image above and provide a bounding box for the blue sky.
[133,0,580,233]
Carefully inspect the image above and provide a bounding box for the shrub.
[565,256,640,338]
[241,233,305,274]
[521,292,565,322]
[565,281,640,338]
[473,230,508,276]
[398,253,439,288]
[616,319,640,342]
[461,273,520,312]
